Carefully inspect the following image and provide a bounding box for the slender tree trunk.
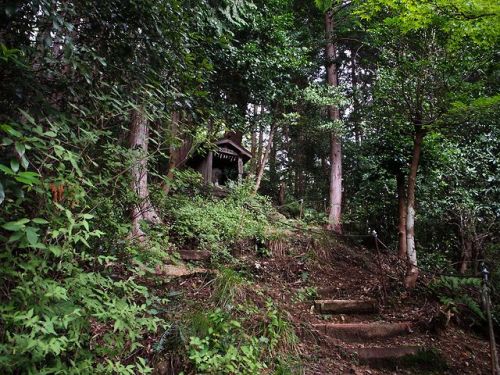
[296,130,305,197]
[163,111,180,194]
[325,10,342,232]
[458,214,475,274]
[351,52,362,144]
[250,106,258,175]
[328,134,342,231]
[404,126,425,288]
[129,109,161,241]
[269,132,278,191]
[254,124,276,193]
[257,106,264,171]
[460,239,473,274]
[397,172,407,258]
[278,181,286,206]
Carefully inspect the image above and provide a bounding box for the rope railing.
[481,263,500,375]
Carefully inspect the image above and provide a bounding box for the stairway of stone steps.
[308,292,436,371]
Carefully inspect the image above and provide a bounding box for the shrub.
[160,181,280,257]
[0,118,163,373]
[187,309,266,375]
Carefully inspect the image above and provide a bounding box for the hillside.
[144,221,493,374]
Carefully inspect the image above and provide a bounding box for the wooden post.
[237,156,243,183]
[202,151,213,184]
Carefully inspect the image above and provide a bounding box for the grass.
[213,267,248,308]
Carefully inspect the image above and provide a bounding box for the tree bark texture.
[278,181,286,206]
[254,124,276,193]
[351,52,362,144]
[404,127,425,288]
[163,111,180,194]
[295,130,306,197]
[257,106,264,172]
[129,109,161,241]
[397,172,407,259]
[325,10,342,233]
[269,134,278,190]
[458,213,477,274]
[250,107,257,175]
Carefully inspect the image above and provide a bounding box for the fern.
[431,276,485,322]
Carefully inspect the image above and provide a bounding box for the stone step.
[155,264,208,277]
[314,299,378,314]
[312,322,412,342]
[175,250,211,261]
[351,346,445,370]
[352,346,420,364]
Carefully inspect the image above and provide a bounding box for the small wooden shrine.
[187,132,252,185]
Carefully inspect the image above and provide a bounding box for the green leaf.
[10,159,19,173]
[18,109,36,125]
[82,220,89,231]
[20,156,29,169]
[0,124,22,137]
[8,230,24,242]
[2,218,30,231]
[15,142,25,157]
[113,319,125,332]
[25,227,40,246]
[48,245,63,256]
[0,181,4,204]
[0,164,15,176]
[15,171,40,185]
[79,236,90,248]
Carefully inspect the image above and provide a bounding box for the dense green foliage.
[187,300,296,375]
[161,182,276,258]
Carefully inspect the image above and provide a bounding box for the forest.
[0,0,499,374]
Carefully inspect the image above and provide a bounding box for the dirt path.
[249,233,494,374]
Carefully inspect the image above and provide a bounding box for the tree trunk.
[404,126,425,288]
[458,213,476,275]
[278,181,286,206]
[257,106,264,171]
[129,109,161,241]
[397,172,407,259]
[459,239,473,275]
[325,10,342,233]
[254,124,276,193]
[250,107,258,175]
[163,111,180,194]
[296,130,306,198]
[351,52,362,144]
[269,133,278,191]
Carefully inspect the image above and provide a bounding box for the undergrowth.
[0,120,165,373]
[184,300,299,374]
[0,113,291,373]
[159,181,285,259]
[429,276,485,325]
